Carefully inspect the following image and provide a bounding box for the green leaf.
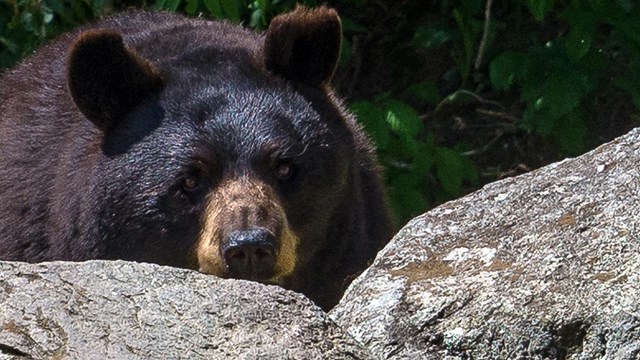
[20,11,37,33]
[45,0,68,21]
[203,0,224,18]
[452,9,476,80]
[351,101,389,150]
[0,37,18,54]
[411,141,434,176]
[586,0,607,12]
[489,52,524,91]
[442,90,483,107]
[383,100,422,138]
[608,9,640,47]
[43,10,54,25]
[405,82,441,105]
[565,29,592,61]
[160,0,182,11]
[561,7,596,62]
[90,0,108,14]
[389,173,427,223]
[185,0,199,15]
[249,8,265,28]
[256,0,268,13]
[70,0,88,23]
[411,26,451,49]
[527,0,554,21]
[553,111,586,155]
[221,0,242,21]
[522,66,594,136]
[542,70,594,119]
[435,147,464,196]
[615,76,640,108]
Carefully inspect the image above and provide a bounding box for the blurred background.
[2,0,639,227]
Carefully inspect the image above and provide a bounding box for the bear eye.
[181,170,205,193]
[275,161,295,182]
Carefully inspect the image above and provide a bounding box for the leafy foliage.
[2,0,640,226]
[489,0,640,154]
[0,0,106,68]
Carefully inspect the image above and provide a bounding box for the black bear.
[0,7,392,310]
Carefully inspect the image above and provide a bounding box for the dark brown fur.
[0,7,393,310]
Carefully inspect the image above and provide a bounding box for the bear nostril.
[225,248,247,261]
[255,247,272,259]
[223,229,277,280]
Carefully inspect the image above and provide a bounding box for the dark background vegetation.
[2,0,639,227]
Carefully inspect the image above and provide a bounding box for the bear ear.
[66,29,163,132]
[264,6,342,87]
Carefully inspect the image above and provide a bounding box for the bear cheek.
[195,202,227,277]
[269,220,300,284]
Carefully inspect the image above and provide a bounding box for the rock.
[0,260,374,359]
[331,128,640,359]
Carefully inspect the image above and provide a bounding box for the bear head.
[64,7,362,298]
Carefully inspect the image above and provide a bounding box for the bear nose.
[223,229,276,281]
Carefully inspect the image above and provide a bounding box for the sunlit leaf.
[383,100,422,138]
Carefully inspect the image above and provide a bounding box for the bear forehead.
[161,72,334,141]
[194,94,330,155]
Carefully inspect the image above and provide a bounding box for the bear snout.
[223,228,277,281]
[196,178,300,285]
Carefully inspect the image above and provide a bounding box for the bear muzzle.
[196,178,299,285]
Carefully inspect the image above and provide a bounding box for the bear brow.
[179,92,227,125]
[268,142,310,160]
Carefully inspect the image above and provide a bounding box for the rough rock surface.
[0,261,374,359]
[331,128,640,359]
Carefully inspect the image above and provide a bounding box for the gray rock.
[331,128,640,359]
[0,260,374,359]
